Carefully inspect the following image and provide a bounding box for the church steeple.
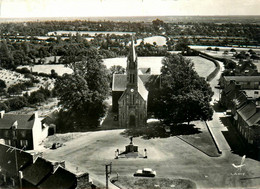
[126,36,138,89]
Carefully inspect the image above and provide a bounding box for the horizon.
[0,0,259,19]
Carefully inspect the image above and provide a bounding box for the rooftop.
[0,113,36,130]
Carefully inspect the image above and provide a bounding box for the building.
[0,111,49,150]
[112,40,150,128]
[220,76,260,89]
[220,82,260,148]
[0,143,92,189]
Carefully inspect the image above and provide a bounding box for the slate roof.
[137,77,148,101]
[38,167,76,189]
[0,143,32,175]
[112,74,127,91]
[247,111,260,126]
[224,76,260,82]
[0,114,35,130]
[139,68,151,74]
[22,157,53,186]
[234,92,248,108]
[112,74,154,92]
[237,102,256,122]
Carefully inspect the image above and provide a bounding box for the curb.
[205,121,222,155]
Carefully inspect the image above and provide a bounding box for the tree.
[147,54,213,125]
[109,65,125,75]
[175,38,189,51]
[55,48,110,129]
[0,79,6,90]
[206,47,212,51]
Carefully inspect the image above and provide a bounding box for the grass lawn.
[179,121,220,157]
[111,176,196,189]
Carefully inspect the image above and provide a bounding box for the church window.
[140,114,142,119]
[123,113,125,119]
[131,94,135,105]
[130,74,132,83]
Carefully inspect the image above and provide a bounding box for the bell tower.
[126,37,138,92]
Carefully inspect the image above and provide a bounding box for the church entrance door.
[129,115,136,127]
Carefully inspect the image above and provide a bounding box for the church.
[112,39,153,128]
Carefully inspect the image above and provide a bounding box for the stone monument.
[125,137,138,153]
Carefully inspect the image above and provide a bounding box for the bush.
[0,102,10,112]
[8,96,28,111]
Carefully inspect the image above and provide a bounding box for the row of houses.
[0,143,92,189]
[220,77,260,148]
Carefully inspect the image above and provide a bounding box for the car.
[50,142,63,149]
[133,168,156,177]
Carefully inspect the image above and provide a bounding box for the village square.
[0,3,260,188]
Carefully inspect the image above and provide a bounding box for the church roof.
[112,74,127,91]
[139,68,151,74]
[112,73,153,92]
[137,76,148,101]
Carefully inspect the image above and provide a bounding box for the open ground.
[42,128,260,188]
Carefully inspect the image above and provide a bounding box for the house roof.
[234,92,248,108]
[237,101,258,126]
[247,111,260,126]
[38,167,76,189]
[224,76,260,82]
[22,157,53,186]
[0,143,32,176]
[138,77,148,101]
[0,114,35,130]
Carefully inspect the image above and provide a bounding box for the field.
[17,64,73,76]
[22,56,215,78]
[134,36,167,46]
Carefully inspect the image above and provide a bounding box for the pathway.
[206,59,231,155]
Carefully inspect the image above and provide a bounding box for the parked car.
[50,142,63,149]
[133,168,156,177]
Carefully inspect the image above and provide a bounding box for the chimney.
[34,111,38,119]
[31,152,43,163]
[52,160,65,173]
[0,110,5,119]
[76,172,90,189]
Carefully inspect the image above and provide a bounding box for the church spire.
[131,35,136,62]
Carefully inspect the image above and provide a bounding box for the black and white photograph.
[0,0,260,188]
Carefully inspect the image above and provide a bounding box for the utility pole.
[105,162,112,189]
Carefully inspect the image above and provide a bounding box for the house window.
[21,131,26,137]
[140,114,142,119]
[254,91,259,94]
[4,131,9,137]
[5,139,11,146]
[20,140,28,147]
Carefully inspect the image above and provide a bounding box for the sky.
[0,0,259,18]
